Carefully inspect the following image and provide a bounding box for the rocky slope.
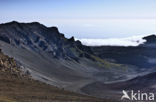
[81,71,156,101]
[0,49,107,102]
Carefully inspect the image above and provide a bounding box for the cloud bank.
[76,35,149,46]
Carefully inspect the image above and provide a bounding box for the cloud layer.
[77,35,149,46]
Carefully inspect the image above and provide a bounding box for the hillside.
[0,49,106,102]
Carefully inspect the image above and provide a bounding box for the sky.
[1,0,156,39]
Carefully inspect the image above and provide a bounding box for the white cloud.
[76,35,151,46]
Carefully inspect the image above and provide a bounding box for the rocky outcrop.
[0,49,27,78]
[143,34,156,44]
[0,21,90,60]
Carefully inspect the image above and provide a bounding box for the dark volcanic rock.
[143,34,156,44]
[68,36,75,42]
[0,35,10,44]
[0,21,95,61]
[141,34,156,47]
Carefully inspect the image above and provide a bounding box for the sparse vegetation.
[0,50,106,102]
[91,54,127,70]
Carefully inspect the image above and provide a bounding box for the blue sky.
[1,0,156,38]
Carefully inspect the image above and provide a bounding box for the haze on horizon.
[1,0,156,39]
